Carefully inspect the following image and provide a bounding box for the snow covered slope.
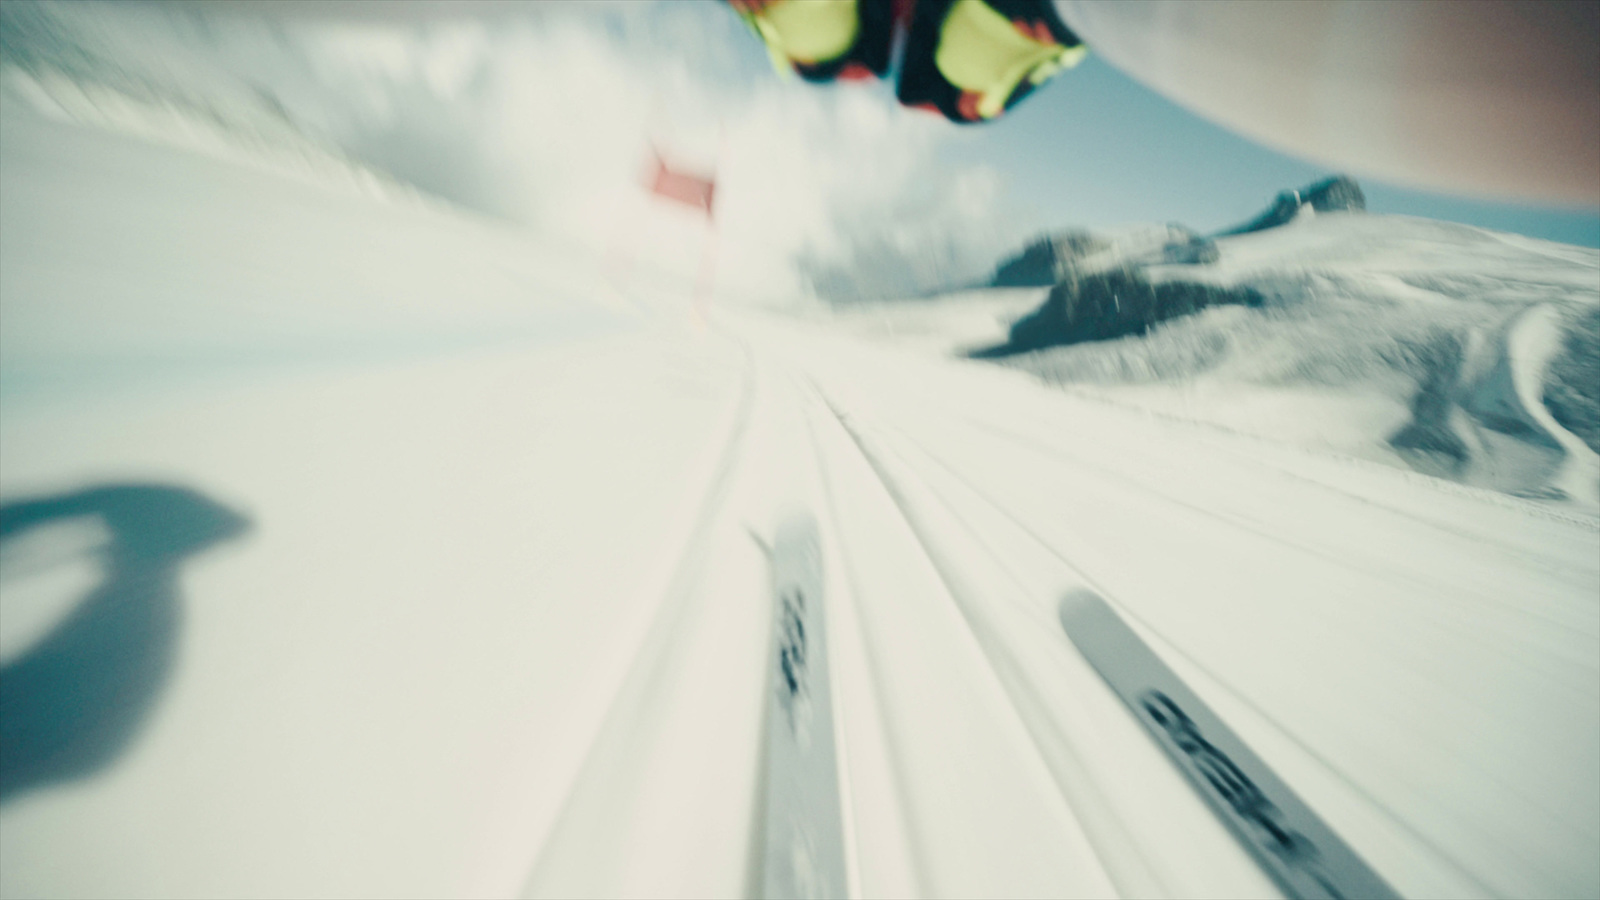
[877,211,1600,511]
[0,1,426,210]
[3,87,1597,900]
[0,108,625,397]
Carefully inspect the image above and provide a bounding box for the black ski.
[1059,589,1399,900]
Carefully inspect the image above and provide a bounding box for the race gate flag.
[646,148,716,218]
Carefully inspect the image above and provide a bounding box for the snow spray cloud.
[284,1,1025,303]
[1,0,1022,304]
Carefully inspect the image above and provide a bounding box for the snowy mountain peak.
[1216,175,1365,237]
[991,176,1367,289]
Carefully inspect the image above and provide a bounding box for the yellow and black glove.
[727,0,1086,123]
[728,0,896,83]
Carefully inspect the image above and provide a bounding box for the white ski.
[762,514,849,900]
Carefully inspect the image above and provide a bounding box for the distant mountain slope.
[988,175,1364,289]
[1214,174,1365,236]
[839,180,1600,509]
[991,210,1598,506]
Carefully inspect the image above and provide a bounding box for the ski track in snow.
[2,112,1597,899]
[759,321,1597,899]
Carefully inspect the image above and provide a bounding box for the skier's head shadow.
[0,483,250,804]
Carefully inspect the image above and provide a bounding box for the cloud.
[5,0,1024,303]
[272,1,1025,302]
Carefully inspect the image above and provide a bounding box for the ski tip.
[1058,587,1113,638]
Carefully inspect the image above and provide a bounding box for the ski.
[762,514,849,900]
[1059,589,1399,900]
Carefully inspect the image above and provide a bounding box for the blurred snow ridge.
[842,184,1600,510]
[0,0,432,206]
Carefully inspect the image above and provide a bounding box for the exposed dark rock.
[1217,175,1366,237]
[989,224,1223,288]
[1161,234,1220,265]
[971,267,1266,357]
[1545,305,1600,454]
[986,177,1361,291]
[1387,331,1470,473]
[991,231,1107,286]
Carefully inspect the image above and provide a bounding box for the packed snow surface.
[2,107,1598,900]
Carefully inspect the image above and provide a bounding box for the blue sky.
[934,54,1600,247]
[689,0,1598,250]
